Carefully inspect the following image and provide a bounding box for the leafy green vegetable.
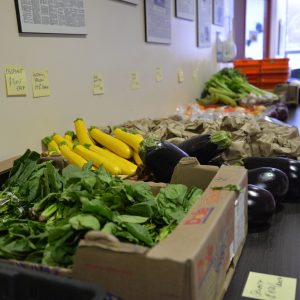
[114,215,148,224]
[123,222,153,247]
[69,214,100,231]
[199,67,278,106]
[0,149,204,267]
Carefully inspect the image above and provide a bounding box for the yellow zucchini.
[42,136,60,154]
[52,133,73,149]
[59,142,88,169]
[90,126,132,159]
[64,130,74,143]
[73,143,122,175]
[74,118,94,145]
[133,151,143,166]
[87,144,137,175]
[113,127,144,152]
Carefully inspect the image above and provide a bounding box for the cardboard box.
[72,157,248,300]
[0,156,247,299]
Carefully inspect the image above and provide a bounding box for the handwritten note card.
[93,74,104,95]
[155,67,163,82]
[130,72,139,90]
[5,65,28,96]
[242,272,297,300]
[32,70,50,98]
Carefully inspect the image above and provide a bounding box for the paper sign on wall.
[5,66,28,96]
[32,70,50,98]
[177,69,184,83]
[155,67,163,82]
[130,72,139,90]
[242,272,297,300]
[93,74,104,95]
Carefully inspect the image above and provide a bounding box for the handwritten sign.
[242,272,297,300]
[155,67,163,82]
[130,72,139,90]
[177,69,184,83]
[93,74,104,95]
[5,65,28,96]
[32,70,50,98]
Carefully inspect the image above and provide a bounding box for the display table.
[223,202,300,299]
[224,113,300,299]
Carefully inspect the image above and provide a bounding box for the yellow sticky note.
[130,72,139,90]
[5,65,28,96]
[93,74,104,95]
[155,67,163,82]
[178,69,184,83]
[32,70,50,98]
[242,272,297,300]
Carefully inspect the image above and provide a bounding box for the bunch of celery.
[198,68,278,107]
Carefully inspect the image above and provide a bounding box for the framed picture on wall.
[119,0,138,4]
[14,0,87,34]
[175,0,195,21]
[197,0,212,48]
[213,0,224,26]
[144,0,171,44]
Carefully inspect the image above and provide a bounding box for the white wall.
[0,0,233,160]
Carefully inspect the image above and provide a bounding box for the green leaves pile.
[0,150,203,268]
[198,67,278,106]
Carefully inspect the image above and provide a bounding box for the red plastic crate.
[261,58,289,74]
[234,58,289,90]
[245,74,260,85]
[233,59,261,75]
[260,73,289,84]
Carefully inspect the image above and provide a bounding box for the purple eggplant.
[139,138,189,183]
[248,167,289,204]
[247,184,276,225]
[243,156,299,201]
[177,131,231,164]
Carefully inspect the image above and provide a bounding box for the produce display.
[42,117,233,184]
[42,118,142,177]
[132,130,231,183]
[177,67,290,122]
[199,68,278,107]
[116,116,300,163]
[0,150,203,267]
[1,109,298,269]
[112,115,300,231]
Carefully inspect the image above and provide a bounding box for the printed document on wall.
[145,0,171,44]
[15,0,87,34]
